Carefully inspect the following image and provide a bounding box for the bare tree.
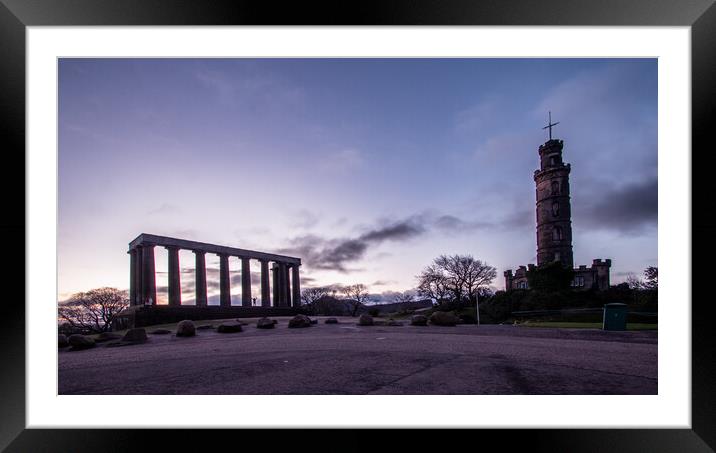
[58,287,129,333]
[301,286,331,306]
[643,266,658,290]
[625,273,643,290]
[342,283,371,316]
[417,255,496,307]
[626,267,658,291]
[434,255,467,304]
[460,256,498,303]
[416,264,450,304]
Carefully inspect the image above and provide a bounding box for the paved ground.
[58,317,657,395]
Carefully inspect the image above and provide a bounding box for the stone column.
[129,249,137,306]
[291,264,301,307]
[260,260,270,307]
[219,253,231,307]
[272,263,279,307]
[166,246,181,306]
[135,246,144,305]
[141,244,157,305]
[241,257,252,307]
[194,250,208,306]
[285,264,292,306]
[278,262,288,307]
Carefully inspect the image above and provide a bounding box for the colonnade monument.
[118,233,303,327]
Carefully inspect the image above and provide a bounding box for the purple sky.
[58,58,657,303]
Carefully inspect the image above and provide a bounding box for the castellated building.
[504,133,611,291]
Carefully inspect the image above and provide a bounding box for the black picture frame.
[1,0,713,451]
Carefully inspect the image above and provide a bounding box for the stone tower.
[533,138,574,268]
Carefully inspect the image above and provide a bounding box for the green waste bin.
[603,303,628,331]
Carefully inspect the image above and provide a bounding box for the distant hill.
[305,296,358,316]
[305,296,433,316]
[364,299,433,314]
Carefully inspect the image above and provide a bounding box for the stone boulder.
[68,334,95,350]
[429,311,459,326]
[96,332,122,343]
[58,334,69,348]
[217,322,243,333]
[122,328,148,343]
[256,317,275,329]
[176,320,196,337]
[310,319,318,325]
[358,314,374,326]
[410,315,429,326]
[196,324,213,330]
[324,318,339,324]
[288,314,312,328]
[150,329,172,335]
[387,319,404,326]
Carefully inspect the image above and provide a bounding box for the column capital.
[192,249,206,256]
[165,245,180,251]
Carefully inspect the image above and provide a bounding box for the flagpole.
[476,290,480,327]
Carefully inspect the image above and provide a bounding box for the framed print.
[2,0,714,451]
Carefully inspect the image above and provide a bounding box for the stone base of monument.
[114,305,300,328]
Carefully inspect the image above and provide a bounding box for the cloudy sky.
[58,58,657,303]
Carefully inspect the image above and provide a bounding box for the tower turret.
[533,117,574,269]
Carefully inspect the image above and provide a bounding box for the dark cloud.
[434,215,492,232]
[579,178,657,233]
[371,280,396,287]
[320,239,369,269]
[278,212,540,272]
[359,221,425,242]
[434,211,533,233]
[278,218,426,272]
[430,179,655,238]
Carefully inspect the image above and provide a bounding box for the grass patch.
[519,321,657,330]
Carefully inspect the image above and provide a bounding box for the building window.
[517,281,528,289]
[571,276,585,287]
[551,180,560,195]
[552,202,560,217]
[554,252,561,262]
[550,156,557,166]
[552,226,563,241]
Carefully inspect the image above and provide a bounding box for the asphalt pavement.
[58,317,657,395]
